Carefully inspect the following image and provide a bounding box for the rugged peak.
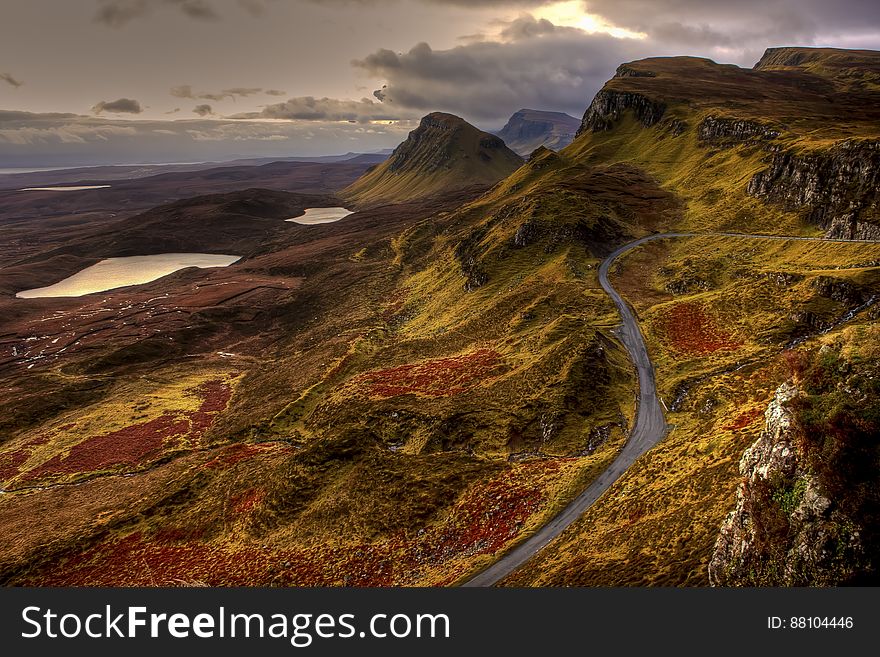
[496,108,581,156]
[343,112,523,206]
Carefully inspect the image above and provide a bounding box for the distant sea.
[0,167,72,174]
[0,162,206,175]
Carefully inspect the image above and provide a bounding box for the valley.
[1,46,878,587]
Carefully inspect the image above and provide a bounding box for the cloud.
[222,87,263,97]
[192,103,214,116]
[91,98,144,114]
[237,95,417,122]
[165,107,181,114]
[353,25,650,123]
[579,0,880,57]
[171,85,282,102]
[497,14,570,40]
[94,0,219,27]
[1,72,24,88]
[93,0,279,26]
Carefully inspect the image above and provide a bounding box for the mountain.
[342,112,523,206]
[495,109,581,155]
[2,47,879,588]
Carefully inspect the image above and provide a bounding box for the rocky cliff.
[710,343,880,586]
[697,115,780,146]
[577,89,666,135]
[496,109,581,156]
[747,139,880,239]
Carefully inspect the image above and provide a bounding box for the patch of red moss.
[656,302,742,355]
[231,488,266,515]
[201,443,273,470]
[353,349,504,397]
[0,434,52,481]
[22,413,190,481]
[25,457,576,587]
[20,379,234,482]
[723,407,765,431]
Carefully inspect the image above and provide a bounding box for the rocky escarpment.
[747,139,880,239]
[697,115,780,146]
[710,350,879,586]
[496,109,580,156]
[577,90,666,135]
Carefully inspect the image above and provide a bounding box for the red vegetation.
[28,458,573,587]
[354,349,503,397]
[656,302,742,354]
[200,443,281,470]
[22,413,190,481]
[723,407,765,431]
[381,287,410,321]
[186,379,233,445]
[783,349,811,380]
[0,433,51,481]
[231,488,267,515]
[19,379,233,483]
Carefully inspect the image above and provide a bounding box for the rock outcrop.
[709,381,870,586]
[577,90,666,135]
[747,139,880,239]
[496,109,580,156]
[697,115,780,146]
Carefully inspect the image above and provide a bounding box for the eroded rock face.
[709,383,867,586]
[697,115,780,146]
[747,139,880,239]
[577,90,666,134]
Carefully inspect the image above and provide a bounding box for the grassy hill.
[342,112,523,206]
[1,47,878,587]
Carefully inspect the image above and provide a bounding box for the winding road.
[464,231,880,587]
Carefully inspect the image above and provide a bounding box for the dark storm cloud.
[237,95,415,122]
[91,98,144,114]
[94,0,219,27]
[354,22,648,122]
[1,73,24,88]
[192,103,214,116]
[582,0,880,52]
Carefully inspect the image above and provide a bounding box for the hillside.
[496,109,581,156]
[496,46,880,586]
[1,47,878,588]
[342,112,523,206]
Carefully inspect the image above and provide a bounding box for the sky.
[1,0,879,166]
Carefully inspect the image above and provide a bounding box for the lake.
[16,253,241,298]
[286,207,353,225]
[19,185,112,192]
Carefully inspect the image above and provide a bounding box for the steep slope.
[3,47,878,590]
[342,112,523,206]
[568,49,880,238]
[496,109,581,156]
[710,336,880,585]
[754,46,880,91]
[493,47,880,586]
